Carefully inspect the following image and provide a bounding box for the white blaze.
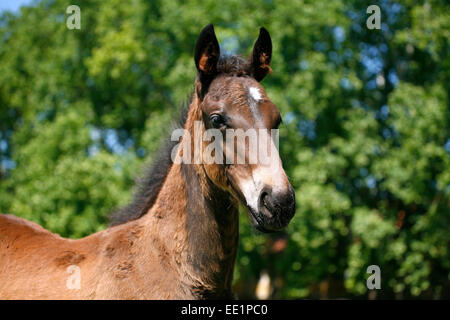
[249,87,262,101]
[234,130,287,213]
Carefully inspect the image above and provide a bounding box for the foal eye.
[210,114,225,128]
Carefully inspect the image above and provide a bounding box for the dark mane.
[109,55,248,226]
[109,96,191,226]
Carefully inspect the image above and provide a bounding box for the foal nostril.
[258,186,296,223]
[256,186,296,231]
[261,192,269,208]
[258,189,274,218]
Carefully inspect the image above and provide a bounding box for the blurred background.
[0,0,448,299]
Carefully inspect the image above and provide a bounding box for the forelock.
[216,55,249,76]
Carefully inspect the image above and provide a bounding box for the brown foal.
[0,24,295,299]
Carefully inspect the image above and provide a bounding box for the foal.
[0,24,295,299]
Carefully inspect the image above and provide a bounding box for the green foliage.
[0,0,448,298]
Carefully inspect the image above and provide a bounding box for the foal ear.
[194,24,220,75]
[248,27,272,82]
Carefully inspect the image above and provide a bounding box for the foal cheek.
[203,163,228,189]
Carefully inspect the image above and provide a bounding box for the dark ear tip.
[195,24,220,74]
[202,24,215,34]
[196,24,217,46]
[259,27,270,37]
[195,23,218,56]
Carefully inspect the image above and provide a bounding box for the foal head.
[191,24,295,233]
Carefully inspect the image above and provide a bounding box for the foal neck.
[180,162,239,298]
[182,97,239,297]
